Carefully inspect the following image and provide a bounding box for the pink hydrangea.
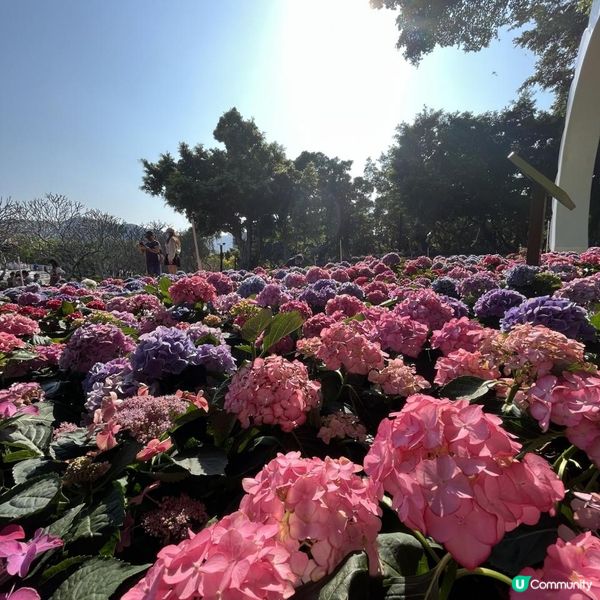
[240,452,381,582]
[526,371,600,432]
[364,394,564,569]
[0,383,44,418]
[510,532,600,599]
[315,321,386,375]
[393,289,454,331]
[372,312,429,358]
[224,356,321,431]
[122,511,301,600]
[302,313,338,338]
[0,313,40,337]
[493,324,588,382]
[206,271,235,295]
[317,412,367,444]
[434,349,501,386]
[168,276,217,305]
[0,587,41,600]
[368,358,430,396]
[279,300,312,320]
[305,266,330,283]
[0,332,26,353]
[324,294,365,317]
[430,317,493,356]
[567,419,600,467]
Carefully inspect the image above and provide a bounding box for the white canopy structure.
[549,0,600,251]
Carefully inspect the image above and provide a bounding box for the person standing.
[48,260,65,286]
[164,227,181,274]
[139,231,162,276]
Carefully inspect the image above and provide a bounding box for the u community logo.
[512,576,532,592]
[512,575,593,593]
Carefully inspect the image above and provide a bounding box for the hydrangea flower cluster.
[237,275,267,298]
[224,356,321,431]
[256,283,291,308]
[0,382,44,418]
[368,358,430,396]
[310,321,386,375]
[239,452,381,581]
[431,317,492,356]
[317,412,368,444]
[456,272,499,303]
[0,332,26,353]
[141,494,209,545]
[393,289,454,330]
[59,323,135,373]
[501,295,596,341]
[122,511,301,600]
[324,294,365,317]
[131,326,200,381]
[435,349,501,386]
[510,532,600,599]
[115,393,190,444]
[364,394,564,569]
[473,288,526,320]
[373,313,429,358]
[0,313,40,337]
[195,343,236,374]
[168,276,217,305]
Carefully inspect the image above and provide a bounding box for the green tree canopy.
[370,0,592,113]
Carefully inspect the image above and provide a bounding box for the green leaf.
[169,448,228,476]
[235,343,253,354]
[440,376,497,401]
[50,557,149,600]
[68,485,125,541]
[49,430,95,460]
[261,310,304,353]
[0,475,61,519]
[383,572,440,600]
[0,409,53,456]
[159,276,172,298]
[377,532,426,579]
[241,308,272,342]
[40,555,91,585]
[317,553,370,600]
[590,311,600,331]
[60,301,76,316]
[32,334,53,346]
[7,349,39,362]
[46,503,86,538]
[13,458,55,484]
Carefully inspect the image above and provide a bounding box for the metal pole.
[526,187,547,266]
[219,243,224,272]
[190,215,202,272]
[339,239,343,262]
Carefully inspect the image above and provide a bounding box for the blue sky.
[0,0,551,230]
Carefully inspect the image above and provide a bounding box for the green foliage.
[49,558,149,600]
[370,0,591,113]
[0,474,61,519]
[261,310,304,354]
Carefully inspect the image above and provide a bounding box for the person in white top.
[164,228,182,274]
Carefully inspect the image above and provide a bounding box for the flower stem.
[456,567,512,587]
[412,529,441,563]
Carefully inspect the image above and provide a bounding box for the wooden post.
[339,239,343,262]
[190,215,202,272]
[526,188,547,266]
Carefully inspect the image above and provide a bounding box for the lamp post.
[219,243,225,272]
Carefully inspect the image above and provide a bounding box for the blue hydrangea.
[505,264,540,289]
[473,288,526,319]
[500,295,596,341]
[381,252,401,267]
[431,277,459,298]
[196,343,236,374]
[338,282,365,300]
[457,273,499,302]
[237,275,267,298]
[131,326,200,381]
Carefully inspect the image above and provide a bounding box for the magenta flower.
[169,275,217,306]
[0,588,41,600]
[0,526,63,578]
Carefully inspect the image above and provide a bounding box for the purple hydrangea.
[206,272,235,295]
[17,292,47,306]
[500,295,596,341]
[59,324,135,373]
[213,292,241,314]
[237,275,267,298]
[555,276,600,307]
[338,282,365,300]
[473,288,527,319]
[505,264,540,289]
[431,277,459,298]
[84,359,138,413]
[255,283,291,308]
[131,326,200,381]
[299,281,338,310]
[83,357,132,393]
[187,324,226,346]
[196,344,236,374]
[439,295,470,318]
[381,252,401,267]
[457,272,499,302]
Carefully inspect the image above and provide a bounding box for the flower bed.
[0,250,599,599]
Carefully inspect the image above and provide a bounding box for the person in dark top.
[48,260,65,286]
[139,231,162,276]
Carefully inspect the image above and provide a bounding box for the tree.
[372,96,565,255]
[370,0,591,113]
[141,108,296,268]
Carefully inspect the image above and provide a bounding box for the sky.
[0,0,552,230]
